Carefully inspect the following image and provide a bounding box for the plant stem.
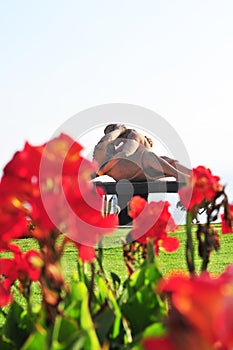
[88,263,95,312]
[96,240,113,291]
[46,322,55,350]
[147,239,155,264]
[201,227,210,272]
[77,258,85,282]
[185,211,195,274]
[97,240,104,275]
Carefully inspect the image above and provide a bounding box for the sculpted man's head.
[104,124,125,134]
[103,124,153,149]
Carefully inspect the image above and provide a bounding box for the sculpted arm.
[114,130,150,157]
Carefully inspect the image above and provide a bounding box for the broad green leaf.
[126,262,162,293]
[121,284,164,336]
[142,322,165,338]
[3,301,34,349]
[53,317,78,344]
[20,328,47,350]
[120,263,165,337]
[94,307,115,345]
[0,335,14,350]
[95,275,122,339]
[63,279,100,348]
[78,282,101,350]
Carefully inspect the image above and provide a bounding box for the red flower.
[3,134,82,181]
[157,265,233,349]
[39,133,85,182]
[221,204,233,234]
[14,249,42,282]
[178,166,223,211]
[0,176,32,247]
[143,337,175,350]
[0,258,17,306]
[143,331,212,350]
[38,137,118,257]
[4,142,45,180]
[0,249,42,306]
[64,184,118,262]
[76,244,96,263]
[128,196,179,255]
[0,134,118,260]
[0,278,13,307]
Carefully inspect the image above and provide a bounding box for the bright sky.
[1,1,233,200]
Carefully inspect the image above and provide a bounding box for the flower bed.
[0,134,233,349]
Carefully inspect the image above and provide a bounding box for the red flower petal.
[157,267,233,348]
[129,199,179,255]
[0,282,13,307]
[178,166,223,210]
[128,196,147,219]
[221,214,233,234]
[160,236,180,253]
[77,244,96,263]
[143,337,175,350]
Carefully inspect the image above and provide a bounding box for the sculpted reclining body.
[93,124,190,183]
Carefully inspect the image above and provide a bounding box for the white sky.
[1,1,233,200]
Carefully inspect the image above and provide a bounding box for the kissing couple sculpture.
[93,124,190,183]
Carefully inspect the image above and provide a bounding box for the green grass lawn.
[1,223,233,327]
[15,223,233,282]
[65,223,233,279]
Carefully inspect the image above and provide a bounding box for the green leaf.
[53,317,78,344]
[0,335,14,350]
[110,272,121,291]
[95,275,122,339]
[120,262,165,337]
[76,281,101,350]
[62,277,83,320]
[3,301,34,349]
[121,284,164,336]
[125,262,162,296]
[20,328,47,350]
[94,307,115,345]
[142,322,165,338]
[95,275,109,304]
